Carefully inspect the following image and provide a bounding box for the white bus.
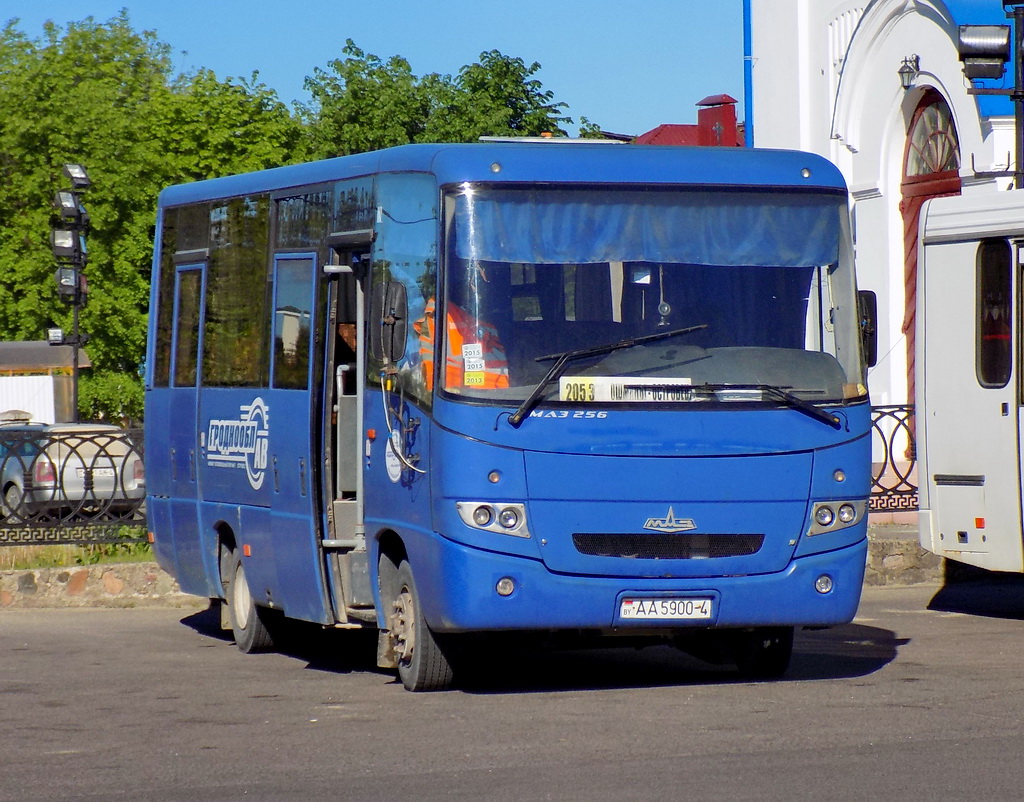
[918,190,1024,571]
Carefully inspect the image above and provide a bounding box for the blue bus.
[145,141,873,690]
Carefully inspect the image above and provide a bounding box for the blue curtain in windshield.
[454,189,841,267]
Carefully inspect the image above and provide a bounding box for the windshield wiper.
[507,324,708,427]
[695,383,842,428]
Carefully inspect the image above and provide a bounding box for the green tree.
[426,50,571,142]
[303,40,572,158]
[0,12,302,421]
[302,41,432,157]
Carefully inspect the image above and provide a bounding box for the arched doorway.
[900,89,962,407]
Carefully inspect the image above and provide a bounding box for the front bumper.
[407,531,867,633]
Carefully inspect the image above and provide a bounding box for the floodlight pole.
[71,298,81,420]
[50,163,91,422]
[1014,4,1024,189]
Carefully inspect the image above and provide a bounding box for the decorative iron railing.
[0,427,145,545]
[1,407,919,546]
[869,405,918,513]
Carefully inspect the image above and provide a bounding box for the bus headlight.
[498,506,520,530]
[457,501,531,538]
[472,505,494,527]
[807,499,867,536]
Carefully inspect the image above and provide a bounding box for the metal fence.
[1,407,919,547]
[0,427,146,545]
[869,405,918,513]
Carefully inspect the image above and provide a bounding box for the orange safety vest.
[415,299,509,391]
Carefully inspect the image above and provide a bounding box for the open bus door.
[321,243,375,622]
[919,227,1024,572]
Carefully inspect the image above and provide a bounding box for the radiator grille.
[572,533,764,560]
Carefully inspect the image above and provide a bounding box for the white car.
[0,411,145,524]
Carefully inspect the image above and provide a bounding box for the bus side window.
[976,238,1012,389]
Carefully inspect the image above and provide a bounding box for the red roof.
[696,93,738,107]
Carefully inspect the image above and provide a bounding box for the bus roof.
[157,142,846,208]
[922,189,1024,245]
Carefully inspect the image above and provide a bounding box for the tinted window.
[977,238,1012,388]
[203,196,271,387]
[273,258,314,389]
[276,190,332,249]
[153,210,177,387]
[154,205,210,387]
[173,268,202,387]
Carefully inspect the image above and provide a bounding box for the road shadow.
[179,603,382,675]
[453,622,900,695]
[179,604,901,694]
[928,564,1024,621]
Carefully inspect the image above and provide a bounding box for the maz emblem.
[643,507,696,534]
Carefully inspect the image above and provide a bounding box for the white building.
[746,0,1015,407]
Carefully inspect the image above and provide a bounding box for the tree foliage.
[0,12,303,420]
[303,39,572,157]
[0,16,584,421]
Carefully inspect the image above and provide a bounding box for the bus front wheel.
[226,551,275,654]
[732,626,794,679]
[388,560,454,691]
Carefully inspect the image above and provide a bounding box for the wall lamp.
[898,54,920,90]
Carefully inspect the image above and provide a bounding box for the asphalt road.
[3,579,1024,801]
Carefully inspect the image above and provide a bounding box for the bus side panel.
[169,498,213,597]
[208,503,276,604]
[267,385,332,624]
[146,496,178,580]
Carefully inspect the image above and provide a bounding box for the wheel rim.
[232,561,251,630]
[391,586,417,664]
[5,486,22,518]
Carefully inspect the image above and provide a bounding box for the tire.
[387,560,454,691]
[732,626,795,679]
[2,484,25,524]
[226,551,275,654]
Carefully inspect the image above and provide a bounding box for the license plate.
[77,467,115,478]
[619,597,712,620]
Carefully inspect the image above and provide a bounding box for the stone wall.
[0,563,204,609]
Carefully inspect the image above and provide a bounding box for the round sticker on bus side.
[385,428,403,483]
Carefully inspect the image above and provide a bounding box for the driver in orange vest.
[415,297,510,392]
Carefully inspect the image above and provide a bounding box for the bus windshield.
[439,184,864,405]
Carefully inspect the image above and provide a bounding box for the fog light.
[814,506,835,527]
[498,507,520,529]
[838,503,856,524]
[473,505,494,527]
[496,577,516,596]
[815,574,834,594]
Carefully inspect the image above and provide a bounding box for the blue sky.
[5,1,744,136]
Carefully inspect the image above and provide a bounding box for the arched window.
[903,90,960,191]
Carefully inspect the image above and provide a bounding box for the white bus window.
[976,238,1012,389]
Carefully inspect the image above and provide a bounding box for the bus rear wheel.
[226,551,275,654]
[388,560,454,691]
[732,626,794,679]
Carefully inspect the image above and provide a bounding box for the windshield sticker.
[206,398,270,490]
[463,343,485,386]
[559,376,694,403]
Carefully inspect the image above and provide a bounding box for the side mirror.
[857,289,878,368]
[369,281,408,364]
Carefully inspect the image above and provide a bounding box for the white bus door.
[920,237,1024,571]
